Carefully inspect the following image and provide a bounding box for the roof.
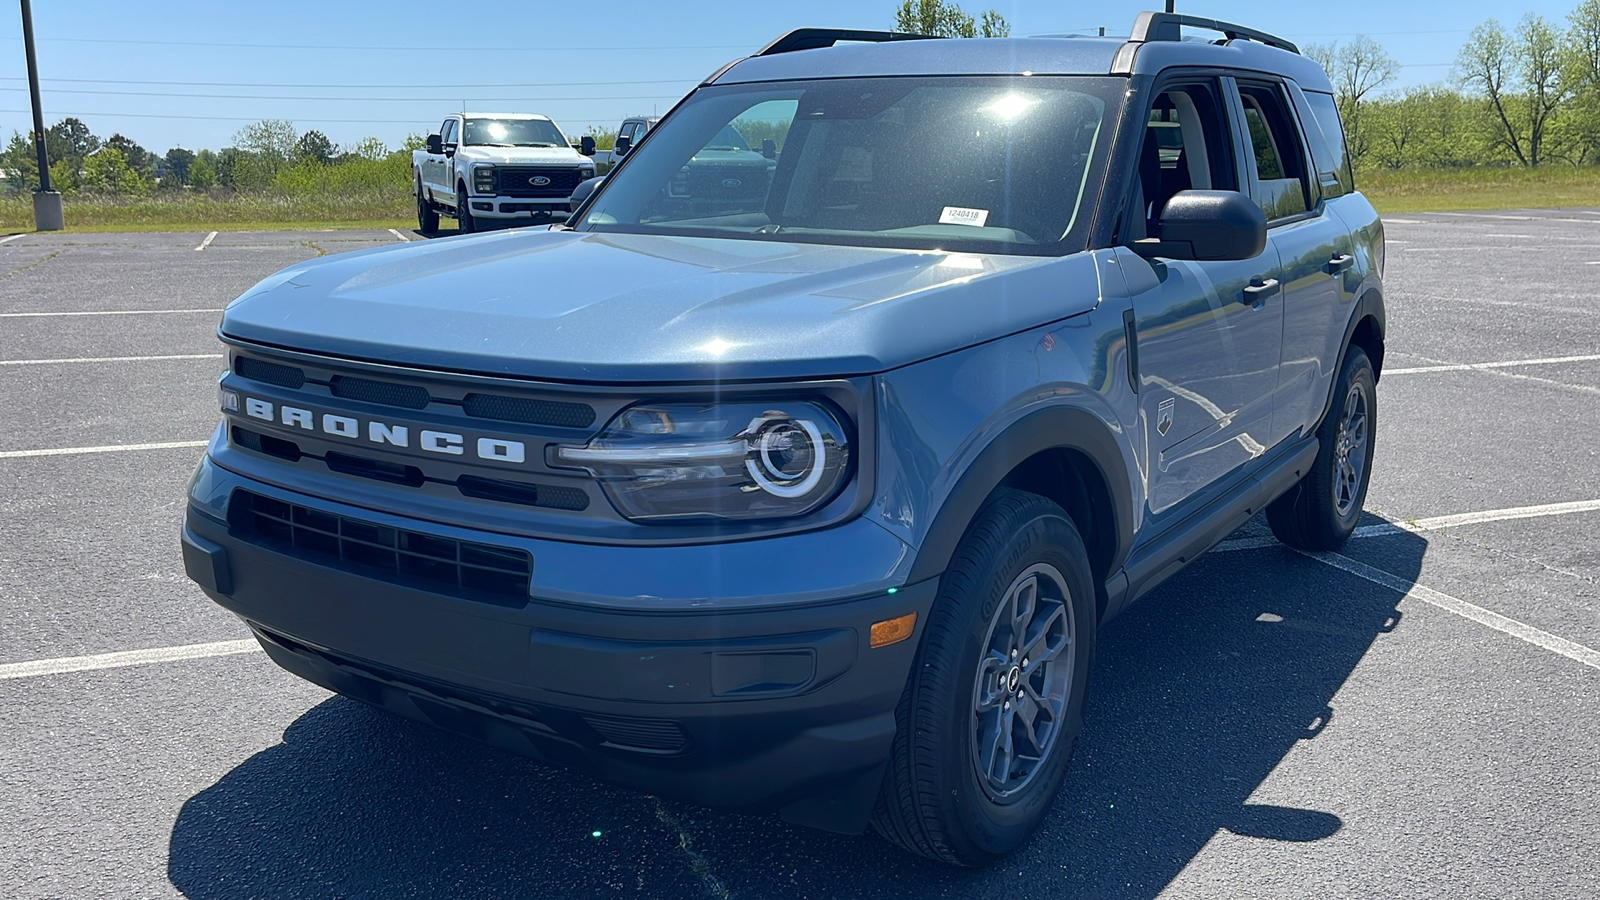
[710,33,1332,94]
[455,112,554,120]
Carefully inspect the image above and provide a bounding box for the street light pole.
[19,0,64,230]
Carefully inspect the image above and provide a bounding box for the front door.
[1120,79,1287,518]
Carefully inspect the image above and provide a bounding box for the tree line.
[0,118,417,197]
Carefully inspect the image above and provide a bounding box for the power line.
[0,108,620,125]
[0,86,686,102]
[19,36,749,53]
[0,75,699,90]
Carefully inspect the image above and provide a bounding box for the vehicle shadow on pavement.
[168,526,1423,900]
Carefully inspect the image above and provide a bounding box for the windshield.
[461,118,567,148]
[574,77,1119,254]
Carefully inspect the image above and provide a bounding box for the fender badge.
[1157,398,1174,437]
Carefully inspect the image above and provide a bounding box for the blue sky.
[0,0,1583,155]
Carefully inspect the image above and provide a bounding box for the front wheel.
[415,182,438,234]
[455,186,475,234]
[1267,346,1377,549]
[872,490,1096,866]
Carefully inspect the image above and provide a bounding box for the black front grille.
[231,490,531,605]
[457,475,589,511]
[235,356,305,389]
[496,166,583,198]
[463,393,595,429]
[330,375,430,410]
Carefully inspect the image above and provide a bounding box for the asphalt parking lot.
[2,213,1597,899]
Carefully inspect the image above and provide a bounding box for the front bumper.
[181,460,936,833]
[468,197,574,219]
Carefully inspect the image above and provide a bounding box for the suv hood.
[453,145,587,165]
[220,230,1104,382]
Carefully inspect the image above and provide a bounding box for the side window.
[1303,91,1354,195]
[442,119,458,146]
[1236,84,1313,221]
[1129,81,1238,241]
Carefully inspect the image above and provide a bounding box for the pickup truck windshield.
[462,118,566,148]
[574,76,1120,254]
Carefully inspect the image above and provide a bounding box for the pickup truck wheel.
[455,186,475,234]
[872,489,1096,866]
[1267,346,1377,550]
[415,182,438,234]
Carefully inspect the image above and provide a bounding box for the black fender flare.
[1313,285,1386,432]
[905,406,1136,586]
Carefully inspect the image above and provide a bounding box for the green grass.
[1359,166,1600,213]
[6,165,1600,233]
[0,190,414,233]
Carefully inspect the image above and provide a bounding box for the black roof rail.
[1127,11,1300,54]
[755,28,943,57]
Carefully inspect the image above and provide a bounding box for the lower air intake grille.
[234,356,306,389]
[230,490,531,605]
[463,393,595,429]
[330,375,431,410]
[581,713,688,753]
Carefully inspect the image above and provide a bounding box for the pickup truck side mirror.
[1131,190,1266,262]
[614,135,632,157]
[761,138,777,160]
[426,134,442,155]
[580,135,596,157]
[443,140,456,158]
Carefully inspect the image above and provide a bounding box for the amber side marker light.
[869,612,917,649]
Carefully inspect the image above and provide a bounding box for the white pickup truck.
[412,112,597,233]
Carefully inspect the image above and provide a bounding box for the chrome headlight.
[554,402,851,522]
[473,165,495,194]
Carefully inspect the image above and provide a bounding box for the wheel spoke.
[1011,575,1038,639]
[1021,603,1068,668]
[975,651,1010,711]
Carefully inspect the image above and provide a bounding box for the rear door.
[1117,76,1286,518]
[1229,80,1358,441]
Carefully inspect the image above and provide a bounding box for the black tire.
[455,185,475,234]
[872,489,1097,866]
[415,180,438,234]
[1267,346,1377,550]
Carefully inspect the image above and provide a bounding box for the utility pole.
[19,0,63,230]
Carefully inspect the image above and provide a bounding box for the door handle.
[1242,278,1280,304]
[1326,254,1354,274]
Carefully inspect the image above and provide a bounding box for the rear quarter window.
[1304,91,1354,195]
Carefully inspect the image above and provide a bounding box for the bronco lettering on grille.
[237,396,527,465]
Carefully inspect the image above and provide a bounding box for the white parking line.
[0,308,224,318]
[1304,550,1600,672]
[195,231,218,251]
[0,440,208,460]
[0,353,222,366]
[0,233,24,245]
[388,228,411,242]
[1385,353,1600,375]
[0,640,258,681]
[1213,498,1600,553]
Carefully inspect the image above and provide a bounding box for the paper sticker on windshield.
[939,206,990,227]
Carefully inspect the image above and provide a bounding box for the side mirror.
[579,135,596,157]
[569,175,605,213]
[1133,190,1266,261]
[614,134,632,157]
[426,134,442,155]
[761,138,777,160]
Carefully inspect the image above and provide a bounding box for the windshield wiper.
[516,142,557,147]
[476,142,516,148]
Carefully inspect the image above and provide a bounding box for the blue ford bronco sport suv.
[181,12,1385,865]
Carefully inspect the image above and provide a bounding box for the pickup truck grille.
[496,166,583,198]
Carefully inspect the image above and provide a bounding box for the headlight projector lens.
[746,415,825,498]
[554,401,851,522]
